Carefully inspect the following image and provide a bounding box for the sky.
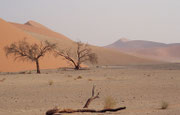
[0,0,180,46]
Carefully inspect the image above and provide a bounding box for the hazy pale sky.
[1,0,180,46]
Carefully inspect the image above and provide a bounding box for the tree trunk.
[36,59,40,74]
[75,65,80,70]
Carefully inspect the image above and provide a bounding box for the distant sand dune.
[105,38,180,62]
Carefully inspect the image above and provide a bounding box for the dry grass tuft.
[88,79,93,81]
[77,76,82,79]
[161,101,168,109]
[0,78,6,82]
[104,96,116,109]
[27,71,32,74]
[48,80,54,86]
[18,71,26,74]
[67,75,72,77]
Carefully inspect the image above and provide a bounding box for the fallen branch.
[46,107,126,115]
[46,85,126,115]
[83,85,100,108]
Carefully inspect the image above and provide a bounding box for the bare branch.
[83,85,100,108]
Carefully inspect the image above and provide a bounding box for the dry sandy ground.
[0,64,180,115]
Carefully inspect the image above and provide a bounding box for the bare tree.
[55,41,98,70]
[4,39,56,74]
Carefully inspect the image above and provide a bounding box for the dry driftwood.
[46,85,126,115]
[83,85,100,108]
[46,107,126,115]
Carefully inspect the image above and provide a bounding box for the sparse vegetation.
[161,101,168,109]
[74,76,83,80]
[48,80,54,86]
[77,76,82,79]
[104,96,116,109]
[67,75,72,77]
[26,71,32,74]
[4,39,56,74]
[18,71,26,74]
[88,79,93,81]
[0,78,6,82]
[55,41,98,70]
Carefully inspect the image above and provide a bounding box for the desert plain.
[0,63,180,115]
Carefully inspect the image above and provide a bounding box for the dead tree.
[4,39,56,74]
[55,41,98,70]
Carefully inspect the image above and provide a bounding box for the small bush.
[48,80,54,86]
[0,78,6,82]
[19,71,26,74]
[88,79,93,81]
[67,75,72,77]
[161,101,168,109]
[104,96,116,109]
[74,76,83,80]
[77,76,82,79]
[27,71,32,74]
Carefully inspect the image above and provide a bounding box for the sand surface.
[0,63,180,115]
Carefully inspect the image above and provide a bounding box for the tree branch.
[83,85,100,108]
[46,107,126,115]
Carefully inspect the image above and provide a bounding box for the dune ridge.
[10,22,70,41]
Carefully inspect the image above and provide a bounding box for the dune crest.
[10,21,71,41]
[24,20,49,30]
[119,38,131,42]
